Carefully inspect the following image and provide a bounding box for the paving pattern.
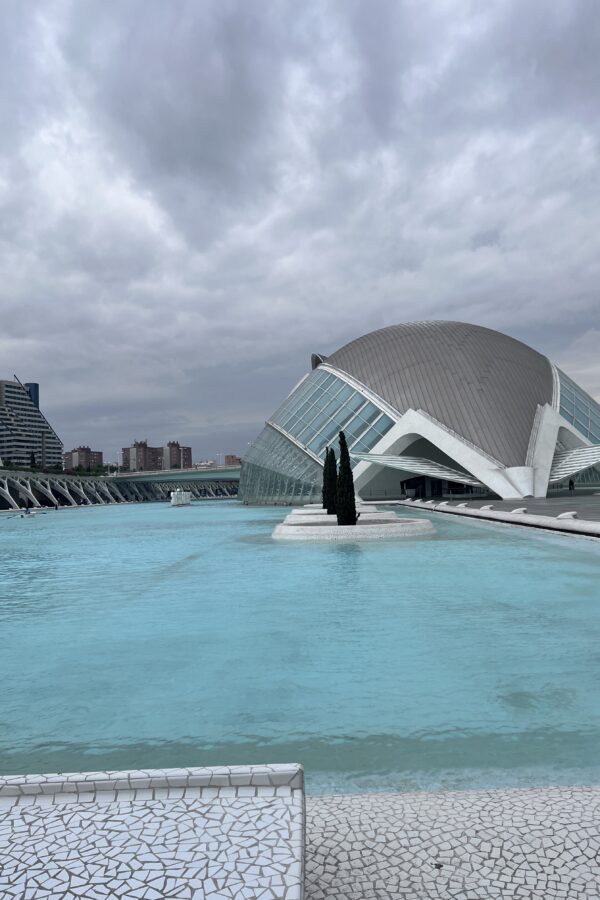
[305,786,600,899]
[3,768,599,898]
[0,765,304,900]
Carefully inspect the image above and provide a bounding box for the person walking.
[568,478,575,492]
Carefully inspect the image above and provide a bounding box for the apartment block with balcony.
[0,378,63,469]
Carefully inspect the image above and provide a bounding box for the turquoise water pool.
[1,501,599,793]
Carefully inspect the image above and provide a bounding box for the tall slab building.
[0,378,63,469]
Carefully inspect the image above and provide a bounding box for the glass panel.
[282,416,305,439]
[375,414,395,434]
[349,425,383,453]
[333,383,354,404]
[343,418,370,445]
[307,434,329,453]
[327,412,355,436]
[318,373,336,390]
[354,403,380,428]
[345,392,367,414]
[295,422,319,443]
[320,397,346,420]
[317,418,344,445]
[287,399,316,422]
[558,369,600,445]
[308,410,332,432]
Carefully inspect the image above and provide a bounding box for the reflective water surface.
[1,501,599,793]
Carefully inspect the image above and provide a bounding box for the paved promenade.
[394,492,600,538]
[484,492,600,523]
[384,492,600,523]
[305,786,600,899]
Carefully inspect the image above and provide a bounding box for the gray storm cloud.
[1,0,599,457]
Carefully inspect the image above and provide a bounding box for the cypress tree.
[336,431,357,525]
[321,447,336,513]
[326,447,337,514]
[321,450,329,509]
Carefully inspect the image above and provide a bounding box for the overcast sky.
[2,0,599,460]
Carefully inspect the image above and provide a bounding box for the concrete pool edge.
[395,499,600,538]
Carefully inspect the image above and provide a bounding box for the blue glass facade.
[241,425,323,505]
[240,366,396,503]
[558,370,600,444]
[270,367,394,464]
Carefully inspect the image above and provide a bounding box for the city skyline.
[1,1,599,457]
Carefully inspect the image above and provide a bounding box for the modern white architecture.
[240,321,600,503]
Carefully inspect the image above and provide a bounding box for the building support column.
[8,477,42,508]
[69,481,92,505]
[31,478,60,508]
[0,478,19,510]
[51,480,78,506]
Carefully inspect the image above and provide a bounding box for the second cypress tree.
[325,447,337,514]
[321,449,330,509]
[336,431,357,525]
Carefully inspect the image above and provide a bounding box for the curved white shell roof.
[324,321,554,466]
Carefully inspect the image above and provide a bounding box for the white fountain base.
[272,517,435,541]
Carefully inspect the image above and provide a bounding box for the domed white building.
[240,321,600,503]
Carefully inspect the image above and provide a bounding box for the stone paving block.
[304,785,600,899]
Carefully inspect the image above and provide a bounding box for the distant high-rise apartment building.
[224,454,242,466]
[63,446,104,471]
[0,377,63,469]
[163,441,192,469]
[121,440,192,471]
[122,441,163,472]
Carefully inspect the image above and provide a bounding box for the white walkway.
[305,785,600,899]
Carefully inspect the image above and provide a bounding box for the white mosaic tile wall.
[0,765,305,900]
